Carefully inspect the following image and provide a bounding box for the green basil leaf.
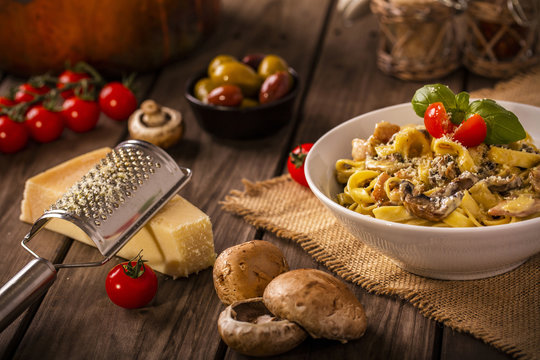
[452,91,470,124]
[467,99,526,144]
[411,84,457,117]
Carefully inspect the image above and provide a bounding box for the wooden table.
[0,1,513,359]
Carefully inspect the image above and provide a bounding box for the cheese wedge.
[20,148,216,278]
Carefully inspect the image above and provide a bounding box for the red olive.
[241,53,266,71]
[259,71,292,104]
[207,85,243,107]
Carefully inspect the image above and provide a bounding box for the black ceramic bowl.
[185,69,299,140]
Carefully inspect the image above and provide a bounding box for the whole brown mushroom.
[263,268,367,343]
[128,99,183,148]
[217,297,307,357]
[213,240,289,305]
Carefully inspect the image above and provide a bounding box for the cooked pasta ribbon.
[488,146,540,168]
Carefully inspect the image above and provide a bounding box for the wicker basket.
[370,0,461,81]
[463,0,540,78]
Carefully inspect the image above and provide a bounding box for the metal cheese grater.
[0,140,192,331]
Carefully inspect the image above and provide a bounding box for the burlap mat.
[470,63,540,107]
[221,66,540,360]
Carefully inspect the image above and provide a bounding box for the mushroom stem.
[140,99,167,127]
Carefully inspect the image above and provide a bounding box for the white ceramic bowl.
[305,101,540,280]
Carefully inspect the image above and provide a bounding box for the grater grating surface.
[52,145,164,225]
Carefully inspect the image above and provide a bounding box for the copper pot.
[0,0,221,76]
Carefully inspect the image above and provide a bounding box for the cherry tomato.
[0,96,16,108]
[207,85,243,107]
[99,82,137,121]
[57,70,91,99]
[424,102,456,138]
[14,83,50,104]
[452,113,487,147]
[287,143,313,187]
[25,106,64,143]
[105,256,158,309]
[61,97,100,133]
[0,115,28,153]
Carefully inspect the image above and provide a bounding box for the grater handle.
[0,257,57,332]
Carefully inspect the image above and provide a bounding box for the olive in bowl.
[184,54,299,140]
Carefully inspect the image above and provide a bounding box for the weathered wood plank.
[8,0,331,359]
[264,7,451,359]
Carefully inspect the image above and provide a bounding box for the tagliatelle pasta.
[335,122,540,227]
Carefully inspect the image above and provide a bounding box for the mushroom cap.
[128,101,183,149]
[213,240,289,305]
[263,268,367,343]
[217,297,307,357]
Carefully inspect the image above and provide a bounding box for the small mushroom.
[400,180,463,222]
[263,269,367,344]
[217,297,307,357]
[484,174,523,193]
[128,99,183,148]
[213,240,289,305]
[431,171,479,197]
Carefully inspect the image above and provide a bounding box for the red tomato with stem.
[0,115,28,153]
[99,82,137,121]
[105,254,158,309]
[424,102,456,138]
[61,97,100,133]
[452,113,487,147]
[58,70,91,99]
[14,83,50,104]
[25,106,64,143]
[287,143,313,187]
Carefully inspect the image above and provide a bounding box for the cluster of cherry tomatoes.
[424,102,487,148]
[0,63,138,154]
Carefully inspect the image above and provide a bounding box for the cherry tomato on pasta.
[287,143,313,187]
[452,113,487,148]
[424,102,456,139]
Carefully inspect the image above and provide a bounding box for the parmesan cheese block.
[20,147,216,278]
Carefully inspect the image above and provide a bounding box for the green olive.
[240,98,259,108]
[207,55,237,77]
[210,62,263,97]
[194,77,217,102]
[257,55,289,79]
